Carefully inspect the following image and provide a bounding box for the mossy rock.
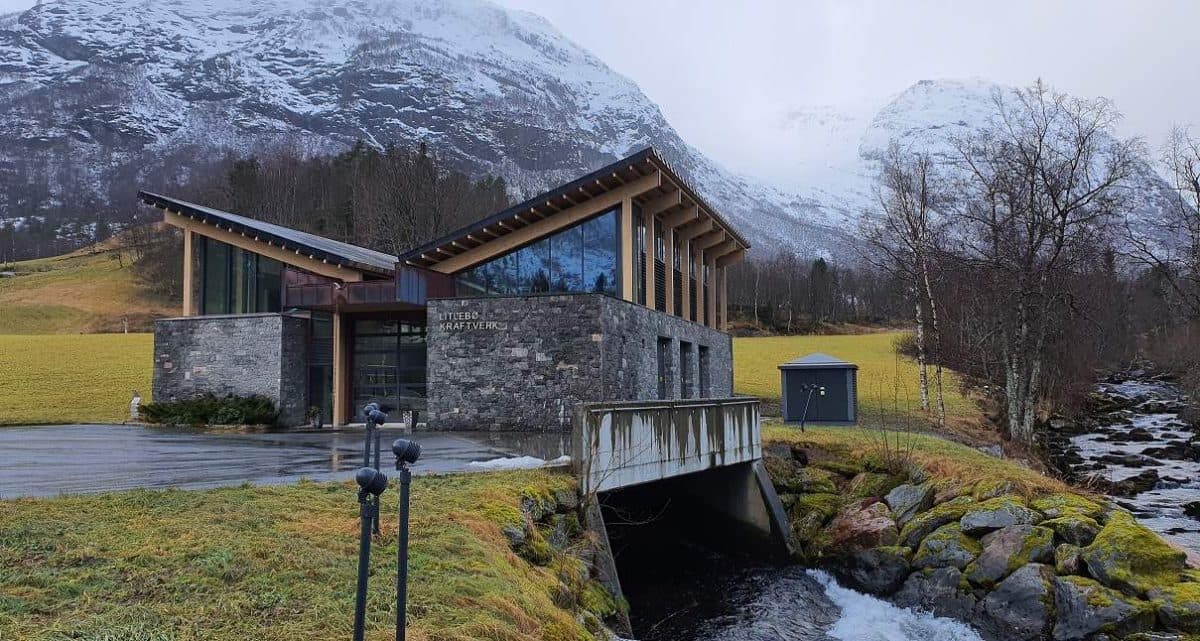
[964,525,1054,588]
[765,457,838,494]
[1056,543,1084,575]
[899,496,975,548]
[1042,514,1101,547]
[972,479,1015,501]
[812,459,866,478]
[1053,575,1157,640]
[959,495,1041,535]
[848,472,904,500]
[1031,493,1105,521]
[913,523,981,571]
[580,579,626,619]
[1081,510,1187,596]
[1149,581,1200,632]
[789,492,842,522]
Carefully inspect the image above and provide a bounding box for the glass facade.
[198,236,283,315]
[351,319,427,422]
[455,209,619,297]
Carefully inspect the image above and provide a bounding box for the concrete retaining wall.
[152,313,308,425]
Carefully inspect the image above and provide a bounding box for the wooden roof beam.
[716,248,746,268]
[693,230,728,251]
[643,189,682,218]
[709,240,740,260]
[676,218,713,242]
[663,204,698,229]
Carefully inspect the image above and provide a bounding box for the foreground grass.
[0,334,152,425]
[0,471,593,641]
[734,332,977,426]
[0,248,175,334]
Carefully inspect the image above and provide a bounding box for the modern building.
[144,147,749,430]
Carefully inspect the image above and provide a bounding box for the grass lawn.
[0,333,152,425]
[0,470,600,641]
[0,248,175,334]
[734,332,978,428]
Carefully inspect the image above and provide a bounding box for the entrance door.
[656,337,671,399]
[351,318,427,422]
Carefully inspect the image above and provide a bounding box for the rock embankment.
[764,443,1200,641]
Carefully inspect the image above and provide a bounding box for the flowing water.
[1061,375,1200,557]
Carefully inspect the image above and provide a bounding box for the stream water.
[1059,374,1200,557]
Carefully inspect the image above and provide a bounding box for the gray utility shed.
[779,352,858,424]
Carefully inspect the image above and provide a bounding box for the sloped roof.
[138,192,397,277]
[397,146,750,270]
[778,352,858,370]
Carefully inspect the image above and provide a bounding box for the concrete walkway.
[0,424,570,499]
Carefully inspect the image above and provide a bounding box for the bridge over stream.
[571,397,794,634]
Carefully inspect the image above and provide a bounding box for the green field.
[0,471,607,641]
[0,333,152,425]
[734,332,977,427]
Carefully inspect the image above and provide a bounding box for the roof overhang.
[139,191,397,279]
[398,147,751,273]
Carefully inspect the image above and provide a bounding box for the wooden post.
[333,311,347,425]
[694,246,705,326]
[680,237,691,321]
[706,255,717,329]
[719,266,728,331]
[643,209,656,310]
[181,228,195,316]
[620,197,635,302]
[663,227,675,315]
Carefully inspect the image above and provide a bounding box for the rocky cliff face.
[0,0,846,255]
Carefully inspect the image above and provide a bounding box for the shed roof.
[139,191,398,277]
[778,352,858,370]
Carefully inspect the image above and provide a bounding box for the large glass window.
[351,319,427,422]
[198,236,283,315]
[456,209,619,297]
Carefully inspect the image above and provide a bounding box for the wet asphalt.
[0,424,571,499]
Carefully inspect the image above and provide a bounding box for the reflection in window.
[455,209,619,297]
[199,236,283,315]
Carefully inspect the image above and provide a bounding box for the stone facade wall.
[426,293,733,432]
[152,313,308,425]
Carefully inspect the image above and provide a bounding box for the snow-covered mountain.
[0,1,1179,259]
[0,0,844,256]
[770,79,1181,241]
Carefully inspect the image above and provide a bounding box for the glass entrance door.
[351,318,427,422]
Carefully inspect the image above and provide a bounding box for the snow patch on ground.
[466,454,571,470]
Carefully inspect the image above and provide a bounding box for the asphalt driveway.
[0,424,570,498]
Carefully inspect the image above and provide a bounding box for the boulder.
[1108,469,1161,497]
[826,498,899,550]
[766,456,838,494]
[899,496,975,548]
[1030,493,1106,520]
[972,479,1015,501]
[1148,582,1200,633]
[789,493,842,544]
[764,441,795,462]
[959,495,1042,535]
[913,523,981,571]
[975,563,1055,641]
[848,472,904,500]
[1184,502,1200,520]
[1081,511,1188,596]
[885,483,935,526]
[1042,514,1101,546]
[835,546,912,596]
[893,566,978,621]
[965,525,1055,588]
[501,523,527,548]
[1052,576,1156,640]
[1055,543,1083,576]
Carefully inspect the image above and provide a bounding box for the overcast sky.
[4,0,1197,184]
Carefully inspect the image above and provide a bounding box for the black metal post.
[395,465,412,641]
[799,386,815,433]
[352,488,375,641]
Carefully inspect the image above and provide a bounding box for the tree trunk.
[914,291,930,413]
[920,259,947,426]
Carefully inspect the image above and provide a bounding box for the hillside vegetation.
[0,246,175,334]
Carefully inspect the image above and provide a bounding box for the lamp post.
[798,384,826,433]
[352,467,388,641]
[363,403,389,534]
[392,438,422,641]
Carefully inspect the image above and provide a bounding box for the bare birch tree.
[862,144,947,425]
[950,80,1138,444]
